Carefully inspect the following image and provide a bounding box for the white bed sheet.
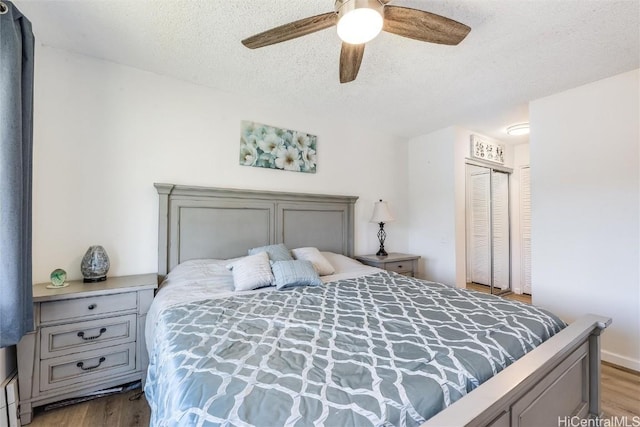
[145,252,381,353]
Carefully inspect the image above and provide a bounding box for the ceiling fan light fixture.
[506,123,530,136]
[336,0,384,44]
[243,0,471,83]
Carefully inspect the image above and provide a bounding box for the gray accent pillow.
[271,260,322,290]
[248,243,293,261]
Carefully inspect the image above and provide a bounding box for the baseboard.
[602,350,640,372]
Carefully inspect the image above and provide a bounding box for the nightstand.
[16,273,157,425]
[355,253,420,277]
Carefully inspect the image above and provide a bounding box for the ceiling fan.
[241,0,471,83]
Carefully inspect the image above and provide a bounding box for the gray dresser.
[16,274,157,424]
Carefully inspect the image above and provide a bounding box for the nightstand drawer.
[40,343,136,392]
[40,292,137,324]
[40,314,137,359]
[355,254,420,277]
[385,261,412,274]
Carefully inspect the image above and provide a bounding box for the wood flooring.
[26,284,638,426]
[28,388,150,427]
[602,362,640,418]
[466,282,532,304]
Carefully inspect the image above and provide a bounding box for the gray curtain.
[0,0,34,347]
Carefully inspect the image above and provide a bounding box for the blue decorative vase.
[81,245,110,282]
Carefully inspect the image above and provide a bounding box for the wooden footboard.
[421,314,611,427]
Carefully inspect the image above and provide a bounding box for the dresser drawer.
[40,343,136,392]
[40,292,137,324]
[384,261,413,274]
[40,314,137,359]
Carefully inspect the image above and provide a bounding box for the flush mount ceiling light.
[506,123,530,136]
[336,0,384,44]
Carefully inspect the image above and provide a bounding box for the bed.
[145,184,610,427]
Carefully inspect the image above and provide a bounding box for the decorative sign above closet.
[470,135,505,164]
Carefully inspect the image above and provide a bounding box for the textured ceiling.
[14,0,640,142]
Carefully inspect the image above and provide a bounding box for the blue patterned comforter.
[145,271,565,426]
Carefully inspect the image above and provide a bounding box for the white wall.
[530,69,639,370]
[510,143,530,294]
[407,127,458,285]
[31,45,409,283]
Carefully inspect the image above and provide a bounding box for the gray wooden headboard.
[155,184,358,278]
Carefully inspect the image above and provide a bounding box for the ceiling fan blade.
[242,12,337,49]
[339,42,365,84]
[383,6,471,45]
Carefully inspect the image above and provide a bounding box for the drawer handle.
[397,265,403,269]
[77,356,106,371]
[77,327,107,341]
[88,304,97,310]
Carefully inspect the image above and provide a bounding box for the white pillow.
[226,252,274,291]
[291,247,335,276]
[321,252,368,274]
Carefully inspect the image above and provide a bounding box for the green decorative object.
[49,268,68,288]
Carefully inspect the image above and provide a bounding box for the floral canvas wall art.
[239,121,317,173]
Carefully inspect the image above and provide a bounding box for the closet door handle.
[77,356,106,371]
[77,327,107,341]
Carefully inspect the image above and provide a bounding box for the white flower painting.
[240,121,317,173]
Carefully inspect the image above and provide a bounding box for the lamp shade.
[370,200,394,223]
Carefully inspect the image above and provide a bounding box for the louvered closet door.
[521,166,532,294]
[492,170,510,290]
[469,171,490,285]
